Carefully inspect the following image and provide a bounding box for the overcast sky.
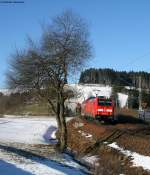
[1,0,150,88]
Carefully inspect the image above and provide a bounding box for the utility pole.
[139,75,142,111]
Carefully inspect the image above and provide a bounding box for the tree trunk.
[55,94,61,147]
[59,92,67,152]
[56,93,61,129]
[47,92,62,149]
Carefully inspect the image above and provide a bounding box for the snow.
[74,121,84,128]
[125,86,135,90]
[0,89,16,96]
[0,116,88,175]
[82,155,99,168]
[0,147,87,175]
[0,84,129,109]
[108,142,150,172]
[0,117,57,144]
[82,155,99,164]
[65,84,112,111]
[51,130,57,139]
[65,84,129,111]
[78,130,92,138]
[117,93,128,108]
[70,84,112,101]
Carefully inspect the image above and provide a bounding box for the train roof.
[86,96,112,101]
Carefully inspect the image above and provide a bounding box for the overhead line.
[120,50,150,70]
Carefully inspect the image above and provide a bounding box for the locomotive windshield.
[98,100,112,106]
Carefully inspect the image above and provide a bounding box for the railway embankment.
[67,116,150,175]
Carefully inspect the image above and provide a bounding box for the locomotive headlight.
[98,109,103,112]
[106,109,112,112]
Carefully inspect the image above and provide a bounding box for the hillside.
[79,68,150,89]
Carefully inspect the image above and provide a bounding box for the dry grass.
[115,108,138,118]
[95,145,150,175]
[116,130,150,156]
[67,118,150,175]
[4,102,53,116]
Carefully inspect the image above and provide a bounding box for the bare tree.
[7,10,92,151]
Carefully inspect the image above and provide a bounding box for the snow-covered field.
[0,116,57,144]
[0,116,88,175]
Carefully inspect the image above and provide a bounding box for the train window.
[87,96,95,101]
[98,100,112,106]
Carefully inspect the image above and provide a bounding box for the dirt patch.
[67,118,114,154]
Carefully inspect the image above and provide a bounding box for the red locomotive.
[80,96,115,120]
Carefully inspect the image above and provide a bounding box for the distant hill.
[79,68,150,89]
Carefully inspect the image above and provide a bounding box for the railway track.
[76,115,150,154]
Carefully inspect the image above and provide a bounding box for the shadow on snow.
[0,144,88,175]
[0,160,32,175]
[43,126,58,144]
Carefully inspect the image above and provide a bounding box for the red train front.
[81,96,115,120]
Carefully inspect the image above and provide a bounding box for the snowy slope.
[66,84,112,111]
[66,84,128,111]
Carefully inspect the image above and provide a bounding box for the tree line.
[79,68,150,89]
